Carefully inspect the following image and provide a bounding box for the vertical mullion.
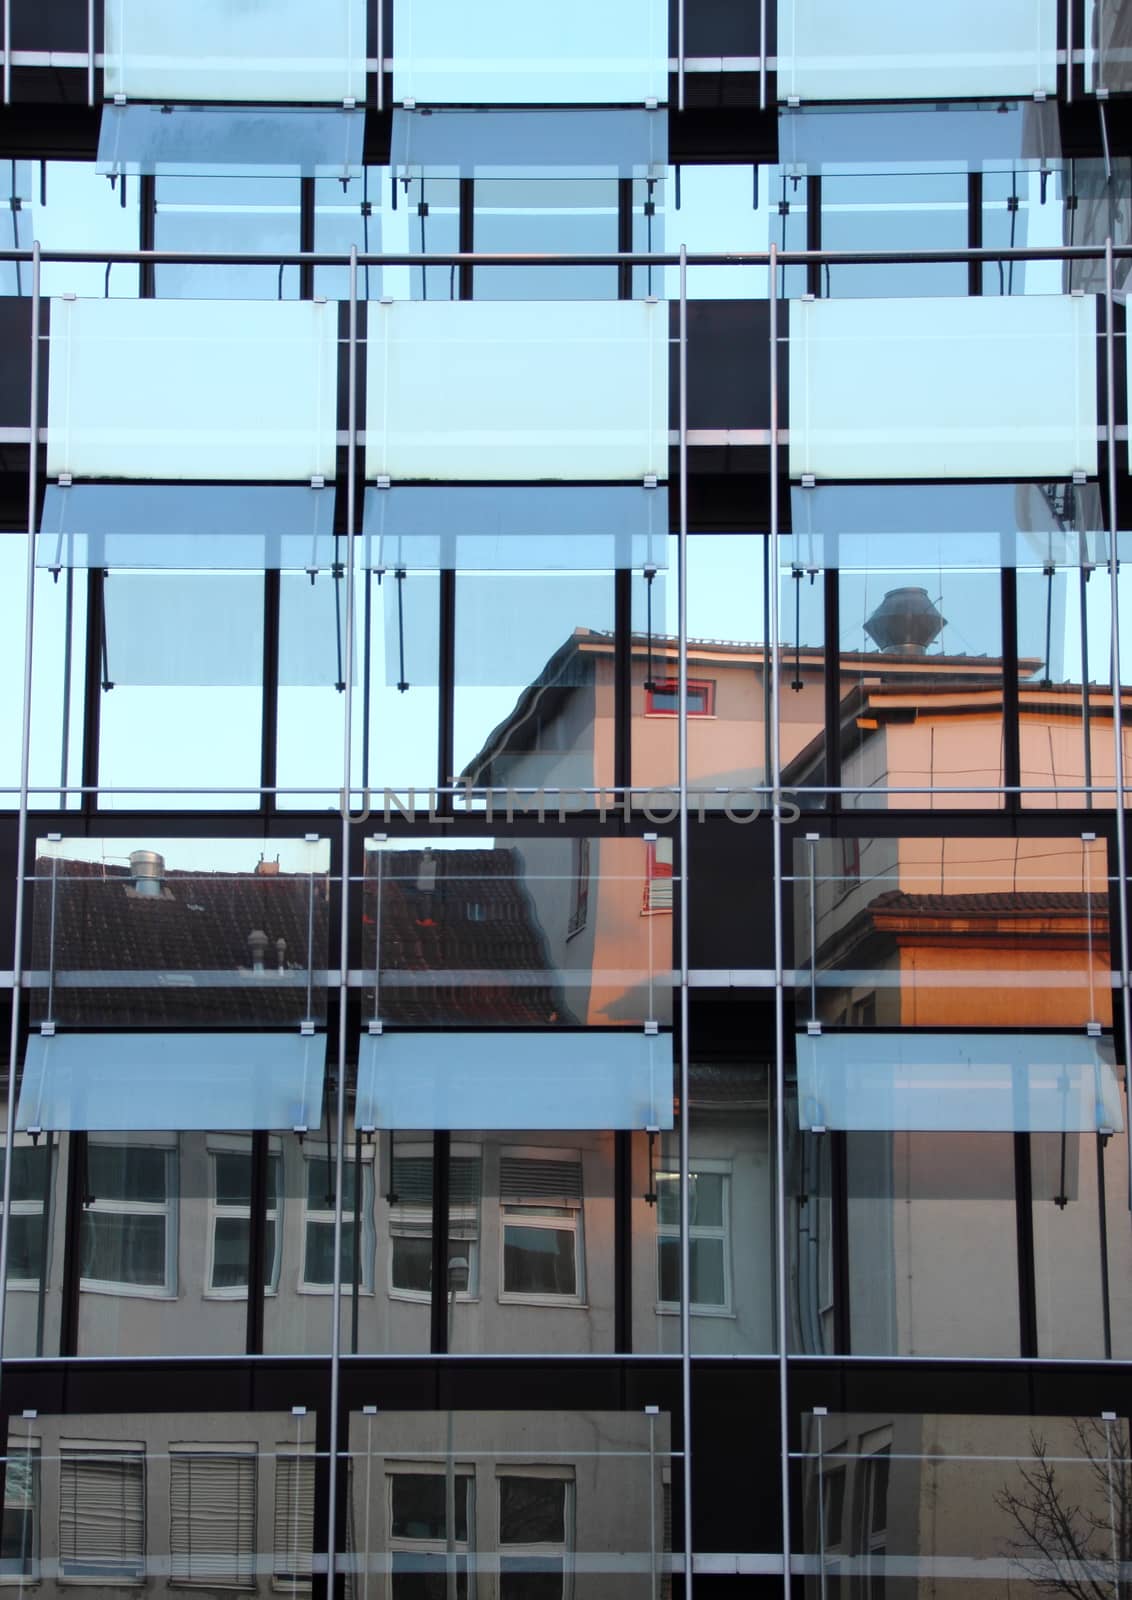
[1002,567,1021,805]
[245,1131,269,1355]
[300,176,316,301]
[80,568,104,818]
[430,1130,451,1353]
[458,178,474,302]
[967,171,983,298]
[437,572,456,804]
[614,1130,632,1352]
[261,570,281,813]
[1013,1133,1039,1357]
[618,178,634,301]
[59,1132,86,1357]
[139,175,156,300]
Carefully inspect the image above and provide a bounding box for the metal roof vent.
[863,587,946,655]
[128,850,165,897]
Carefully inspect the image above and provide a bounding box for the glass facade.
[1,3,1131,1595]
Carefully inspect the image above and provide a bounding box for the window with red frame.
[645,678,715,715]
[643,838,674,913]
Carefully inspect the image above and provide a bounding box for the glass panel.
[794,1032,1124,1133]
[474,178,620,301]
[982,167,1069,297]
[345,1409,671,1590]
[356,1033,672,1130]
[0,537,87,813]
[654,166,807,300]
[777,0,1058,101]
[104,0,366,103]
[1064,157,1132,295]
[453,570,615,792]
[313,171,457,302]
[820,171,969,298]
[364,837,672,1029]
[0,1138,58,1357]
[632,536,777,803]
[28,835,331,1029]
[791,835,1113,1029]
[97,104,365,182]
[153,173,302,300]
[0,160,140,299]
[391,109,667,181]
[17,1035,327,1134]
[788,294,1099,482]
[1031,1131,1111,1358]
[1090,0,1132,92]
[391,0,668,105]
[838,559,1005,810]
[365,300,669,482]
[1018,553,1117,808]
[365,486,667,573]
[38,484,337,573]
[797,1412,1132,1589]
[846,1132,1021,1354]
[47,298,339,482]
[779,102,1062,173]
[4,1411,319,1584]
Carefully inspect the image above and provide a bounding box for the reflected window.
[0,1143,51,1289]
[500,1151,585,1303]
[59,1448,145,1581]
[315,171,457,301]
[79,1143,176,1297]
[272,1453,315,1591]
[207,1145,282,1295]
[645,678,715,716]
[169,1449,256,1587]
[389,1470,473,1596]
[388,1147,481,1299]
[498,1474,573,1600]
[301,1156,375,1291]
[0,1448,38,1580]
[656,1165,731,1313]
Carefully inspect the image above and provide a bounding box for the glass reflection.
[344,1409,672,1596]
[798,1412,1132,1594]
[792,835,1111,1029]
[453,571,615,798]
[29,836,331,1030]
[474,177,620,299]
[821,170,968,298]
[314,170,457,301]
[0,161,140,299]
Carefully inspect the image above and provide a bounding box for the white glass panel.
[357,1032,674,1129]
[47,298,339,482]
[366,300,669,482]
[392,0,667,105]
[796,1032,1125,1133]
[789,295,1098,482]
[777,0,1058,102]
[17,1033,325,1132]
[104,0,366,105]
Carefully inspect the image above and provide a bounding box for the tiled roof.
[869,889,1108,919]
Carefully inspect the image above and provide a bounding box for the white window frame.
[387,1141,482,1305]
[498,1147,585,1309]
[385,1462,475,1600]
[0,1136,52,1294]
[272,1447,315,1597]
[496,1467,575,1600]
[169,1443,257,1590]
[0,1436,39,1585]
[655,1159,732,1316]
[58,1441,146,1585]
[299,1149,376,1295]
[79,1136,178,1300]
[205,1137,283,1299]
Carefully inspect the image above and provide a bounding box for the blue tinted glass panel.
[356,1032,674,1130]
[97,105,364,182]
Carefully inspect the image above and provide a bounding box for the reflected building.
[2,0,1132,1595]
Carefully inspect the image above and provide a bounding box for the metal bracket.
[1082,831,1097,842]
[402,97,416,109]
[644,1404,660,1415]
[376,475,391,489]
[56,474,72,489]
[1087,1020,1102,1037]
[363,1405,378,1416]
[46,831,62,842]
[300,1019,315,1037]
[644,1020,659,1036]
[368,1019,384,1035]
[806,1020,822,1036]
[643,474,658,489]
[310,475,325,490]
[1072,467,1088,482]
[40,1022,55,1038]
[113,92,126,105]
[292,1124,308,1136]
[810,1124,827,1136]
[304,832,319,842]
[291,1406,307,1417]
[644,832,658,843]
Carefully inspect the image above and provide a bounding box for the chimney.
[248,929,269,973]
[129,850,165,898]
[863,588,946,655]
[255,855,281,876]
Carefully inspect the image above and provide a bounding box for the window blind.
[169,1452,256,1586]
[273,1456,315,1584]
[389,1156,481,1240]
[500,1157,583,1208]
[59,1452,145,1578]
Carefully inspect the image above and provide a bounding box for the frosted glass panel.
[366,301,669,482]
[97,104,364,182]
[38,484,337,571]
[789,295,1098,481]
[391,109,667,179]
[777,0,1058,102]
[104,0,366,104]
[363,485,667,570]
[796,1032,1125,1133]
[47,298,339,482]
[392,0,667,105]
[356,1031,674,1130]
[17,1032,325,1132]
